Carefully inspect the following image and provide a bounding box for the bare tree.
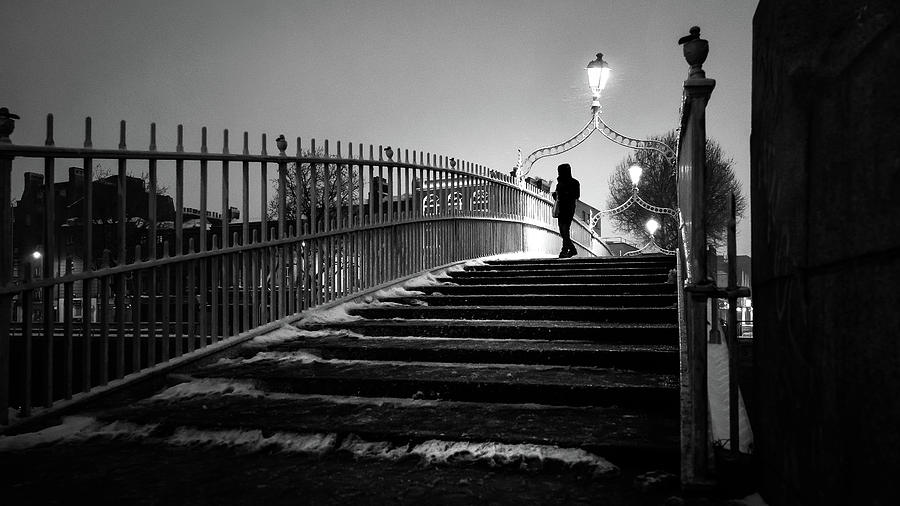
[267,148,362,229]
[606,130,746,250]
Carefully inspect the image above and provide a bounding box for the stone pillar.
[752,1,900,504]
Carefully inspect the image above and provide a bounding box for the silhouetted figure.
[551,163,580,258]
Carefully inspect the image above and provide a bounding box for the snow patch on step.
[168,427,337,455]
[243,350,323,364]
[223,351,599,373]
[297,302,366,325]
[339,434,618,476]
[296,328,365,339]
[368,285,426,300]
[404,270,452,288]
[464,252,556,266]
[247,324,304,346]
[150,378,264,400]
[0,416,157,451]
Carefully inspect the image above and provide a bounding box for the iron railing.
[0,114,602,428]
[674,27,752,487]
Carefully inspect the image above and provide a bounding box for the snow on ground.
[227,350,582,372]
[150,378,264,400]
[708,341,753,453]
[1,412,617,477]
[296,328,365,339]
[403,269,454,288]
[0,416,157,452]
[242,350,323,364]
[464,252,556,266]
[340,435,619,476]
[248,324,304,346]
[168,427,337,455]
[735,493,769,506]
[297,302,366,325]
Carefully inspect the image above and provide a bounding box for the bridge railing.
[0,114,597,429]
[675,29,752,487]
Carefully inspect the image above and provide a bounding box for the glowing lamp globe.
[629,165,643,187]
[586,53,611,100]
[645,218,660,236]
[31,251,42,260]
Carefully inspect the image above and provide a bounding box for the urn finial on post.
[0,107,20,144]
[679,26,709,80]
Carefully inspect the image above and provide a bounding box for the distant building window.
[447,192,463,211]
[422,194,440,215]
[471,189,489,212]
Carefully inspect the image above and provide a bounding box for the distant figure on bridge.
[551,163,580,258]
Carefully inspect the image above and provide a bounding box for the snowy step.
[452,267,670,277]
[415,283,676,296]
[193,354,679,408]
[350,305,677,324]
[1,436,641,503]
[468,261,674,272]
[267,336,679,372]
[378,293,677,308]
[484,256,675,266]
[92,383,679,459]
[300,319,678,344]
[438,273,670,285]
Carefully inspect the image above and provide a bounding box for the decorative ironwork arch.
[517,109,677,178]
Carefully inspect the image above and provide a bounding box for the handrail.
[0,113,598,429]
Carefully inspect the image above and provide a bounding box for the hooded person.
[551,163,580,258]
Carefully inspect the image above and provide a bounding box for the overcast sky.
[3,0,756,254]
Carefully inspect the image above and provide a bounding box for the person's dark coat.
[554,163,580,219]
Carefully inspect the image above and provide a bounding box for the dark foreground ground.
[1,438,753,506]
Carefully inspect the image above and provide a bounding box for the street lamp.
[517,52,677,178]
[628,165,643,187]
[624,217,673,257]
[31,251,42,260]
[586,53,611,109]
[587,163,677,244]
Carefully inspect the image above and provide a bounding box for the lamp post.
[517,52,676,178]
[585,161,678,253]
[623,217,675,256]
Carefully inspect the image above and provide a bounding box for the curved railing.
[0,113,605,429]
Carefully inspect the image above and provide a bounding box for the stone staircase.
[2,254,683,505]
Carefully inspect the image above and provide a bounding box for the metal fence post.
[0,113,14,424]
[677,26,717,488]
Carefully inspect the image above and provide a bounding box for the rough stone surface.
[752,1,900,504]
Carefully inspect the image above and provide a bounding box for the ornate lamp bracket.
[517,108,676,178]
[593,112,677,168]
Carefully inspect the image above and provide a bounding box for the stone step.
[94,388,679,460]
[351,305,677,324]
[299,320,678,344]
[438,273,670,285]
[267,336,679,372]
[379,293,677,307]
[470,260,675,271]
[194,355,679,409]
[455,266,671,277]
[1,439,679,504]
[415,283,675,296]
[484,255,675,266]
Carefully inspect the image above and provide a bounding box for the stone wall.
[751,1,900,504]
